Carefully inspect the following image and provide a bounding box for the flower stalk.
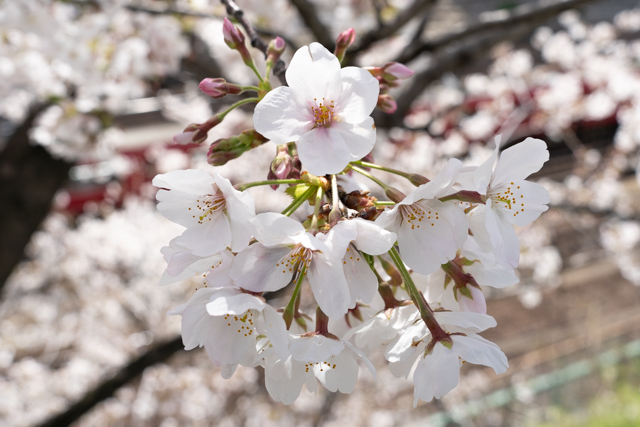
[283,264,307,329]
[351,160,429,186]
[388,247,449,341]
[235,179,305,191]
[281,185,317,216]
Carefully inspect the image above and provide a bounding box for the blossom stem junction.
[283,264,307,329]
[235,179,305,191]
[439,190,486,205]
[281,186,317,216]
[388,247,449,341]
[351,161,429,186]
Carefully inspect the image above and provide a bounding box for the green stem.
[351,161,429,186]
[375,201,396,206]
[348,164,390,191]
[282,264,307,330]
[219,97,260,119]
[236,179,305,191]
[241,85,261,92]
[281,186,316,216]
[309,185,324,233]
[388,247,448,340]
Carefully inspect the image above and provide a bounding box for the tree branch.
[394,0,604,64]
[220,0,288,85]
[35,336,183,427]
[288,0,335,50]
[376,0,605,128]
[0,103,72,295]
[349,0,438,56]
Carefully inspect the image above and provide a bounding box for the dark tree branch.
[36,336,183,427]
[220,0,288,85]
[0,103,72,295]
[288,0,335,50]
[349,0,438,56]
[376,0,606,128]
[394,0,604,64]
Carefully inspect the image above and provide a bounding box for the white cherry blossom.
[230,213,351,318]
[375,159,469,275]
[153,169,255,257]
[463,137,550,268]
[384,311,508,406]
[262,334,376,404]
[158,239,234,287]
[343,305,418,353]
[253,42,379,175]
[170,286,289,378]
[319,218,397,307]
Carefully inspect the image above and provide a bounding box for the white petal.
[453,334,508,374]
[457,285,487,314]
[153,169,215,195]
[491,137,549,184]
[374,205,403,233]
[503,181,550,227]
[385,322,426,363]
[344,340,377,381]
[333,117,377,161]
[215,174,256,252]
[411,158,463,201]
[314,350,358,393]
[413,342,460,406]
[307,251,351,318]
[264,355,305,405]
[206,293,265,316]
[290,335,345,363]
[434,311,497,332]
[335,67,379,123]
[229,244,294,293]
[343,247,377,306]
[175,215,231,257]
[258,305,290,360]
[251,212,305,246]
[253,86,313,144]
[473,142,499,194]
[297,127,352,175]
[352,217,397,255]
[286,43,341,101]
[465,262,519,289]
[322,220,358,257]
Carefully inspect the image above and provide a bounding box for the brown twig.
[220,0,288,85]
[349,0,438,56]
[394,0,604,64]
[288,0,335,49]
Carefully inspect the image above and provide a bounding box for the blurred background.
[2,0,640,426]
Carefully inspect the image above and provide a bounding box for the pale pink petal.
[491,137,549,184]
[251,213,305,246]
[297,127,352,175]
[258,305,290,360]
[335,67,379,124]
[206,293,265,316]
[230,243,294,292]
[458,285,487,314]
[332,117,377,161]
[413,343,460,406]
[452,335,508,374]
[175,214,231,256]
[253,86,313,144]
[307,251,351,318]
[433,311,497,332]
[343,246,377,306]
[152,169,214,195]
[286,43,341,101]
[352,218,397,255]
[466,262,519,289]
[290,335,345,363]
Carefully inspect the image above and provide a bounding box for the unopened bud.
[334,28,356,62]
[377,94,397,114]
[382,62,415,81]
[268,144,299,189]
[199,78,242,98]
[266,37,286,64]
[207,129,268,166]
[385,186,406,203]
[222,17,254,67]
[172,116,222,145]
[222,17,245,49]
[409,173,430,186]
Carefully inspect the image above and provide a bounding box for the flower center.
[311,98,335,128]
[276,244,313,275]
[489,181,525,218]
[223,311,255,337]
[399,202,439,229]
[192,194,226,224]
[305,359,338,373]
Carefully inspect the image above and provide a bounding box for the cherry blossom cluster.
[156,21,551,406]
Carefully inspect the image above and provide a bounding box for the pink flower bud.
[173,130,200,145]
[199,78,242,98]
[382,62,415,81]
[222,17,245,49]
[336,28,356,49]
[267,37,286,61]
[334,28,356,62]
[377,94,397,114]
[458,285,487,314]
